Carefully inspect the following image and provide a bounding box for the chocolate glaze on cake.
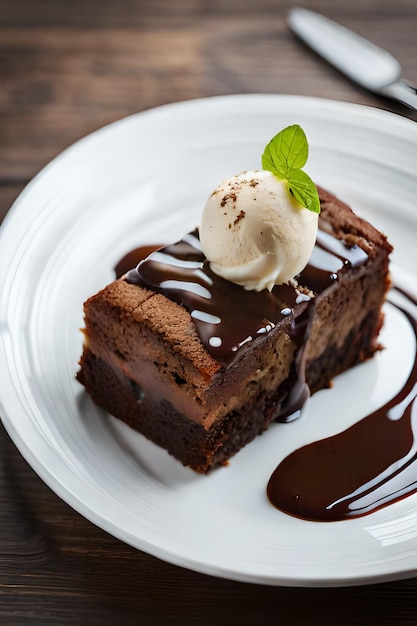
[126,231,308,366]
[126,224,369,366]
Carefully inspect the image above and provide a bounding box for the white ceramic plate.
[1,95,416,587]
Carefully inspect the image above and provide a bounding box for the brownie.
[77,187,392,473]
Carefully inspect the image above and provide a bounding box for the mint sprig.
[261,125,320,214]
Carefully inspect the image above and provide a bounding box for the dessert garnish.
[199,125,320,291]
[261,124,320,214]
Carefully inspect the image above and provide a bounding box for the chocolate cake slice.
[77,187,392,473]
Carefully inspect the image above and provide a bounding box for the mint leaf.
[261,124,320,214]
[287,169,320,214]
[262,124,308,174]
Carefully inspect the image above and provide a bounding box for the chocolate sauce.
[299,227,368,292]
[267,293,417,522]
[125,231,304,366]
[123,224,368,368]
[115,245,161,278]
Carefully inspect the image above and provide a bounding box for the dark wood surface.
[1,1,416,624]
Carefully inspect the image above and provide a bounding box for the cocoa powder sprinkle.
[233,210,246,226]
[220,191,237,208]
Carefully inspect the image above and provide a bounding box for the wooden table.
[1,1,416,624]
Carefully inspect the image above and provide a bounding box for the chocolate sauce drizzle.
[124,224,368,366]
[126,232,306,366]
[267,291,417,522]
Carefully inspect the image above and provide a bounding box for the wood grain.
[1,1,416,624]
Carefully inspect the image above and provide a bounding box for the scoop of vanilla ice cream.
[199,170,319,292]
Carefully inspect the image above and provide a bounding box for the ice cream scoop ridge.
[199,169,319,292]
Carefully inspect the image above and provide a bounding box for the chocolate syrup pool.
[116,232,417,522]
[267,295,417,522]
